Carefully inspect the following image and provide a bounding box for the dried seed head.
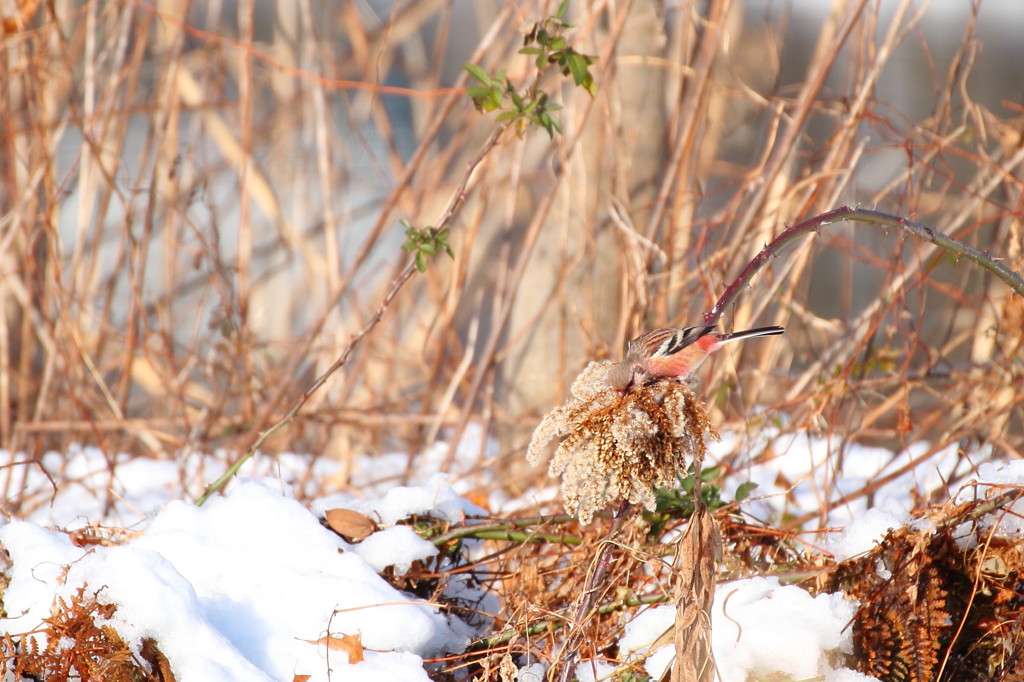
[527,361,718,524]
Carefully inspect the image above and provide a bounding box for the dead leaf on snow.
[324,509,377,541]
[303,632,365,663]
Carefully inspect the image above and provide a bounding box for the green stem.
[457,529,583,545]
[429,513,580,546]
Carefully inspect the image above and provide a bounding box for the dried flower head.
[527,361,718,524]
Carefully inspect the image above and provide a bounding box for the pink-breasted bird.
[606,324,785,392]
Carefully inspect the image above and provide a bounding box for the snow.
[517,662,547,681]
[714,431,965,528]
[0,427,1011,681]
[824,506,905,561]
[953,459,1024,536]
[618,578,860,682]
[574,658,618,681]
[711,577,856,681]
[0,480,470,682]
[311,474,485,526]
[351,525,438,574]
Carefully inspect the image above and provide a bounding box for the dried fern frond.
[0,585,173,681]
[527,361,718,524]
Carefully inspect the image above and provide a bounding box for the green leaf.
[538,118,555,138]
[735,481,759,502]
[463,62,491,86]
[566,53,589,85]
[557,0,570,20]
[701,465,721,481]
[415,251,427,272]
[495,110,518,121]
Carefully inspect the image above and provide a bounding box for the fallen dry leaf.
[324,509,377,541]
[304,632,364,663]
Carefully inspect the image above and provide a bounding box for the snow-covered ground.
[1,427,1020,681]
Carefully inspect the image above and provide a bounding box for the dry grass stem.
[668,503,719,682]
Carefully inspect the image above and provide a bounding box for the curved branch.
[705,205,1024,326]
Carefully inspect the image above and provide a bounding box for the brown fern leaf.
[0,585,176,681]
[826,509,1024,682]
[826,527,954,682]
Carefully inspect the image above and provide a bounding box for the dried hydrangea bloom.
[527,361,718,524]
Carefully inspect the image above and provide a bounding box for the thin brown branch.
[195,121,512,505]
[552,501,637,682]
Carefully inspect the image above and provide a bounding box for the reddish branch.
[705,205,1024,327]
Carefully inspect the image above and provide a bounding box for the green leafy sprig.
[400,219,454,272]
[463,0,595,138]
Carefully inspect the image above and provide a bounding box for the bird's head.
[606,356,649,393]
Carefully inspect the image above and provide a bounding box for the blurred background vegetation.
[1,0,1022,506]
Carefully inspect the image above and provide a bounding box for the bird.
[606,324,785,392]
